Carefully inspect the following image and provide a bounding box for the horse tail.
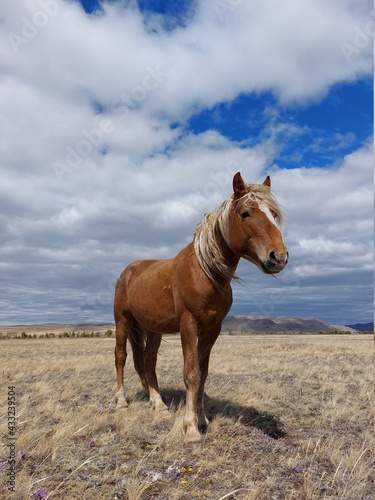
[128,321,148,392]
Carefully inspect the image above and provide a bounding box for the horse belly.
[128,279,179,334]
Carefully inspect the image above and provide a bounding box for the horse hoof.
[156,403,169,413]
[116,405,128,411]
[150,400,168,413]
[184,429,203,451]
[115,401,128,411]
[184,439,203,453]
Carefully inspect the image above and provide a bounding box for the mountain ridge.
[345,322,373,332]
[0,318,371,336]
[222,315,362,333]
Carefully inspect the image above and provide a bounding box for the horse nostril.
[269,251,277,263]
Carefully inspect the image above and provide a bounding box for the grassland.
[0,334,373,499]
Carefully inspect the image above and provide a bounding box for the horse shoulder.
[171,243,233,327]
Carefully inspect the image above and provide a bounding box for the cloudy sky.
[0,0,373,326]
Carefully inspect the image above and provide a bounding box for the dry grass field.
[0,334,373,499]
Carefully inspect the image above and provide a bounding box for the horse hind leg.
[144,331,168,412]
[114,315,130,410]
[128,321,148,392]
[116,316,167,412]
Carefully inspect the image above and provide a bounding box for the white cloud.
[2,0,372,112]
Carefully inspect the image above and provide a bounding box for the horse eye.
[240,211,250,220]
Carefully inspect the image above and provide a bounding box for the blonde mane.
[193,184,283,286]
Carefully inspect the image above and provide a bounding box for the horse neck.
[212,225,240,287]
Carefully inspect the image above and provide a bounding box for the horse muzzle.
[261,250,289,274]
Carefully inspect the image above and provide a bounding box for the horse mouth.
[260,260,286,274]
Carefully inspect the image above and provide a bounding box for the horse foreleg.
[197,326,221,432]
[144,332,168,412]
[180,313,202,447]
[114,316,129,410]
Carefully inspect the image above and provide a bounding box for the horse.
[114,172,288,447]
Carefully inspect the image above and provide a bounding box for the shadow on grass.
[136,388,286,439]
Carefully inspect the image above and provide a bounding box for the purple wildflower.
[89,440,95,447]
[29,488,48,499]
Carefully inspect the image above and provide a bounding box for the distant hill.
[345,322,373,332]
[0,319,368,338]
[222,315,359,333]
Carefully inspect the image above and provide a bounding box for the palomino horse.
[114,172,288,447]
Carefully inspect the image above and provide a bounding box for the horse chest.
[198,308,222,326]
[192,294,232,329]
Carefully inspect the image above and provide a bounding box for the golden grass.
[0,335,373,499]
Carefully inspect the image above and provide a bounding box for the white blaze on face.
[258,201,278,227]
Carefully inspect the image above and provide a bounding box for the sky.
[0,0,373,326]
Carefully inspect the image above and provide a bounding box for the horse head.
[228,172,288,274]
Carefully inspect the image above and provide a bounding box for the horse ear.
[233,172,248,199]
[262,175,271,188]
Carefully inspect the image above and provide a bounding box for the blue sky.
[0,0,373,325]
[188,80,372,168]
